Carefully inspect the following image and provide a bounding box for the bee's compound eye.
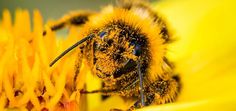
[133,44,141,56]
[130,40,136,46]
[99,31,107,39]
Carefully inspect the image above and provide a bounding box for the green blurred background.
[0,0,156,36]
[0,0,116,20]
[0,0,157,20]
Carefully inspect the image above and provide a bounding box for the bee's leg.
[73,50,84,90]
[127,93,154,110]
[147,76,180,104]
[112,61,146,111]
[80,89,119,96]
[137,60,145,106]
[127,75,181,110]
[43,11,95,35]
[109,95,153,111]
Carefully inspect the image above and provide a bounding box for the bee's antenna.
[49,34,94,67]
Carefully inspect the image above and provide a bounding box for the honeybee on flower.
[1,0,234,111]
[45,0,181,110]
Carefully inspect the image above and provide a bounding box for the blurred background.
[0,0,158,21]
[0,0,155,36]
[0,0,115,21]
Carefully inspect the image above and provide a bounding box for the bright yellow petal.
[158,0,236,101]
[0,9,85,110]
[138,96,236,111]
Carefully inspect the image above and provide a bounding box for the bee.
[44,0,181,110]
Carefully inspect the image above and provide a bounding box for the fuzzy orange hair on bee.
[44,0,181,110]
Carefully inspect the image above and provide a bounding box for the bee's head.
[93,24,149,79]
[49,22,150,81]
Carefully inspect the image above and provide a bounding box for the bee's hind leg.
[43,11,95,35]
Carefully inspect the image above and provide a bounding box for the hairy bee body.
[48,0,181,110]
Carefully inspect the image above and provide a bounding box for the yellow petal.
[2,9,12,32]
[138,96,236,111]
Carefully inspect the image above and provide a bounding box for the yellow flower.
[0,9,84,111]
[0,0,236,111]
